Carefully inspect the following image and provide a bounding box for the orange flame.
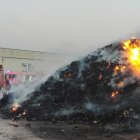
[122,39,140,76]
[114,65,126,72]
[117,81,125,88]
[111,91,119,98]
[12,103,20,112]
[113,65,126,76]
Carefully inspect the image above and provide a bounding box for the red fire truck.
[0,65,43,95]
[0,65,11,95]
[5,71,40,86]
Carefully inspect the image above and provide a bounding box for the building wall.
[0,48,77,76]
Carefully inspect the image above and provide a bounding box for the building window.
[22,63,32,72]
[23,75,32,83]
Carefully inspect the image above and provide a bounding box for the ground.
[0,114,140,140]
[30,121,140,140]
[0,114,43,140]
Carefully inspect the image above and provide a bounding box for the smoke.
[3,37,140,122]
[54,107,79,116]
[9,77,45,104]
[8,54,79,105]
[9,37,140,109]
[32,53,79,77]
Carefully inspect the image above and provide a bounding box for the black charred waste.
[1,43,140,124]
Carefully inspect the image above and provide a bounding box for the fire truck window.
[5,74,11,79]
[12,74,17,79]
[23,75,30,82]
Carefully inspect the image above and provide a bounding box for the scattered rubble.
[9,122,18,127]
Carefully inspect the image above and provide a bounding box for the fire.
[113,65,126,76]
[114,65,126,72]
[130,47,140,65]
[117,81,125,88]
[111,91,119,98]
[12,103,21,112]
[122,39,140,74]
[98,74,103,80]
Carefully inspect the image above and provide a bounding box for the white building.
[0,47,77,76]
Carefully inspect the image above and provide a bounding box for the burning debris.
[122,39,140,75]
[1,38,140,124]
[11,103,21,112]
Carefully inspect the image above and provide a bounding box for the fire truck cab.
[0,65,10,96]
[0,65,5,87]
[5,71,40,86]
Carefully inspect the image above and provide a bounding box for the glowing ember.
[122,39,140,74]
[12,103,21,112]
[117,81,125,88]
[113,65,126,76]
[98,74,103,80]
[22,110,28,116]
[23,112,26,115]
[64,72,73,78]
[111,92,116,98]
[111,91,119,98]
[114,65,126,73]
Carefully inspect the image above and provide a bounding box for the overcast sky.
[0,0,140,56]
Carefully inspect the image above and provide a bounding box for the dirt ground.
[29,121,140,140]
[0,114,43,140]
[0,114,140,140]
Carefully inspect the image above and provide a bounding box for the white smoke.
[9,55,79,105]
[5,38,140,119]
[10,77,46,104]
[84,102,101,115]
[54,107,79,116]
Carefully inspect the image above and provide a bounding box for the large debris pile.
[1,39,140,123]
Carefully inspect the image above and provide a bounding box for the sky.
[0,0,140,56]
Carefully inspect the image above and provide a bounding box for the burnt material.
[1,42,140,124]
